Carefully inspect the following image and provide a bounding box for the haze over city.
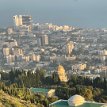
[0,0,107,28]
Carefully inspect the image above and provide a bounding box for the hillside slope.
[0,90,37,107]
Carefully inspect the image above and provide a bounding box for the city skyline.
[0,0,107,28]
[0,1,107,107]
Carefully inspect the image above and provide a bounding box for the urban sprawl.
[0,15,107,80]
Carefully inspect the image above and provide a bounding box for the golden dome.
[57,65,68,82]
[58,65,65,71]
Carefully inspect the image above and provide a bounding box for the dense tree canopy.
[0,69,107,104]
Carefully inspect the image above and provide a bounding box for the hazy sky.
[0,0,107,28]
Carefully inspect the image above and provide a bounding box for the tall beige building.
[12,46,23,56]
[3,47,10,56]
[66,41,74,56]
[4,39,18,48]
[31,54,41,62]
[13,15,21,26]
[57,65,68,82]
[6,54,15,64]
[13,15,32,32]
[13,15,32,26]
[42,35,49,46]
[72,63,87,71]
[23,55,30,62]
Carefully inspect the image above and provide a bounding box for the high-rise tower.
[41,35,49,46]
[13,15,32,26]
[13,15,32,32]
[66,41,74,56]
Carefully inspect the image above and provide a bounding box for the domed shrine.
[57,65,68,82]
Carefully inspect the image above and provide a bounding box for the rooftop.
[49,100,104,107]
[30,87,50,94]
